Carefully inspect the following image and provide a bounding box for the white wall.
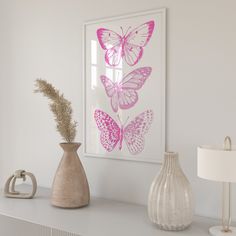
[1,0,236,220]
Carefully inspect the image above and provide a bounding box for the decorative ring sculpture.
[4,169,37,199]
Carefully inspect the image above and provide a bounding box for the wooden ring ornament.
[4,170,37,199]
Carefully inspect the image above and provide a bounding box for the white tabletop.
[0,184,218,236]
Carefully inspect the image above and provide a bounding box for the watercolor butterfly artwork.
[100,67,152,112]
[97,21,155,66]
[84,9,166,162]
[94,109,153,155]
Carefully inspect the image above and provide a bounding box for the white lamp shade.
[198,146,236,182]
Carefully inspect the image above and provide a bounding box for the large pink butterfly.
[97,21,155,66]
[100,67,152,113]
[94,109,153,155]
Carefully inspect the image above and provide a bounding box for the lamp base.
[209,226,236,236]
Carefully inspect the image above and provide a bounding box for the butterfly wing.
[123,44,143,66]
[117,67,152,110]
[94,109,120,152]
[123,21,155,66]
[110,92,119,112]
[120,67,152,89]
[100,75,119,112]
[126,21,155,47]
[97,28,122,66]
[124,110,153,155]
[105,45,122,66]
[97,28,121,50]
[100,75,116,97]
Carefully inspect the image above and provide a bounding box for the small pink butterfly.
[97,21,155,66]
[100,67,152,113]
[94,109,153,155]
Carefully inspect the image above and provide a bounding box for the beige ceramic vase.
[51,143,90,208]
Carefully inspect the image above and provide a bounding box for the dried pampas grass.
[35,79,77,143]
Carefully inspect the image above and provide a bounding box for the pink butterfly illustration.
[94,109,153,155]
[97,21,155,66]
[100,67,152,113]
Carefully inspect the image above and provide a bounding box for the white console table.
[0,184,221,236]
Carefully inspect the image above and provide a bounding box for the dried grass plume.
[34,79,77,143]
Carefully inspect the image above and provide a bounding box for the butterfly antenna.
[120,26,124,36]
[124,116,129,127]
[117,114,122,125]
[117,114,129,126]
[124,27,131,37]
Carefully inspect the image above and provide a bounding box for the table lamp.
[198,136,236,236]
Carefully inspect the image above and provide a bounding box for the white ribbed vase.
[148,152,194,231]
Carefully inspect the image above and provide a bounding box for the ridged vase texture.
[51,143,90,208]
[148,152,194,231]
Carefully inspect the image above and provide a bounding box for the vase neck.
[162,152,181,174]
[60,143,81,152]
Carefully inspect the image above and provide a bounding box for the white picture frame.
[83,8,166,163]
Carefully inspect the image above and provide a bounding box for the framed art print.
[83,8,166,163]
